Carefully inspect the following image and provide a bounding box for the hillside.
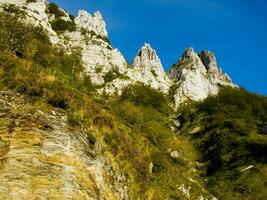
[0,1,266,200]
[177,87,267,200]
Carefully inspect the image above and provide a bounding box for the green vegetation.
[178,87,267,199]
[47,2,65,18]
[46,2,76,33]
[50,18,76,32]
[81,28,111,44]
[104,85,210,198]
[103,68,128,83]
[26,0,37,3]
[2,4,26,16]
[0,11,97,126]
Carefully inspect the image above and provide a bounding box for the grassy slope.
[178,87,267,200]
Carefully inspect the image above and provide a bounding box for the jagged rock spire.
[126,43,172,93]
[168,48,235,108]
[74,10,107,37]
[132,43,165,75]
[198,50,219,72]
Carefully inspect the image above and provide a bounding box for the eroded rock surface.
[0,91,127,200]
[168,48,235,108]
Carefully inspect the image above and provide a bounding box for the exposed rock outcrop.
[75,10,107,37]
[129,43,172,93]
[0,91,128,199]
[0,0,235,103]
[168,48,235,108]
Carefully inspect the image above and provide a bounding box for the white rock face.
[75,10,107,37]
[168,48,235,108]
[129,43,172,93]
[89,43,172,94]
[0,0,63,45]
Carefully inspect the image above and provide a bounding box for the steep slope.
[168,48,235,108]
[177,87,267,200]
[0,91,125,200]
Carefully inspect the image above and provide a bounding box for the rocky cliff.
[168,48,235,107]
[0,91,129,200]
[0,0,235,106]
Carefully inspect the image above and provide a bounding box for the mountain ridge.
[0,0,235,108]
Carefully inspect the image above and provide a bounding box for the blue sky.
[51,0,267,95]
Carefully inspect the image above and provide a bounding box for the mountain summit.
[168,48,235,107]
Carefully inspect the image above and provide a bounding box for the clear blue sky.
[51,0,267,96]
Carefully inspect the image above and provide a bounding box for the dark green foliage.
[120,84,171,113]
[26,0,37,3]
[47,2,65,18]
[2,4,26,16]
[103,68,128,83]
[51,19,76,32]
[178,87,267,199]
[103,69,118,82]
[87,132,96,146]
[0,12,33,56]
[69,14,75,21]
[80,28,111,44]
[46,2,76,33]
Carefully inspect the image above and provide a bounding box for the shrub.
[2,4,26,16]
[69,14,75,22]
[0,12,31,56]
[47,2,65,18]
[103,68,127,83]
[86,132,96,146]
[51,19,76,32]
[26,0,37,3]
[120,84,171,113]
[103,69,117,83]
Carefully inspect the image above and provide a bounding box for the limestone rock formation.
[75,10,107,37]
[0,91,128,200]
[0,0,236,103]
[132,43,164,74]
[168,48,235,108]
[127,43,172,93]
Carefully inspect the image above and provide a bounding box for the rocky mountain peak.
[0,0,235,107]
[132,43,164,72]
[74,9,107,37]
[182,47,196,59]
[137,43,158,61]
[168,48,235,108]
[93,11,103,19]
[198,50,219,72]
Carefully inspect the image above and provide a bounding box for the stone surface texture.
[0,91,128,200]
[168,48,235,108]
